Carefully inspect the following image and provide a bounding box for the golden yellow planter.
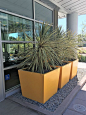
[56,62,71,89]
[68,59,78,79]
[18,68,60,104]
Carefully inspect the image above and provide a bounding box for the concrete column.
[67,12,78,34]
[53,8,59,29]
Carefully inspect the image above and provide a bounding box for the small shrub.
[78,55,86,62]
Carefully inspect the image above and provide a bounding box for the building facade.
[0,0,79,102]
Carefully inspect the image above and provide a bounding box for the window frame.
[0,0,54,93]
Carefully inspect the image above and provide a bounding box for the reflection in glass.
[2,43,33,67]
[0,13,33,41]
[3,43,25,67]
[35,22,53,37]
[35,22,42,37]
[35,2,53,24]
[25,43,33,49]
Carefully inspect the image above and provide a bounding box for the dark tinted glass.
[0,0,33,18]
[35,2,53,24]
[4,68,20,91]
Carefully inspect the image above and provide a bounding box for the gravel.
[11,68,86,112]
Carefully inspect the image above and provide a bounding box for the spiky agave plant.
[53,27,79,62]
[55,28,78,61]
[17,23,62,73]
[63,31,78,61]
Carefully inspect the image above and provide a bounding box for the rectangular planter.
[68,59,78,79]
[56,62,71,89]
[18,68,60,104]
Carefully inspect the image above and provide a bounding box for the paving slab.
[0,99,19,114]
[63,109,83,115]
[75,90,86,101]
[5,104,42,115]
[68,98,86,115]
[0,99,43,115]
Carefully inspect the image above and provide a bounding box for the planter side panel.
[57,63,71,89]
[18,70,44,103]
[70,59,78,79]
[43,68,60,103]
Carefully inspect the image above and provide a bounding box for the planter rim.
[55,62,71,67]
[67,59,78,62]
[63,59,78,63]
[18,67,60,75]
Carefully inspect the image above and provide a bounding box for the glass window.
[8,16,33,41]
[3,43,24,67]
[0,0,33,19]
[35,2,53,24]
[4,68,20,91]
[0,13,8,40]
[35,22,53,37]
[3,42,33,91]
[1,13,33,41]
[35,22,42,37]
[3,43,33,67]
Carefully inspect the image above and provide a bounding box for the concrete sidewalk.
[63,83,86,115]
[0,99,44,115]
[1,83,86,115]
[78,62,86,69]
